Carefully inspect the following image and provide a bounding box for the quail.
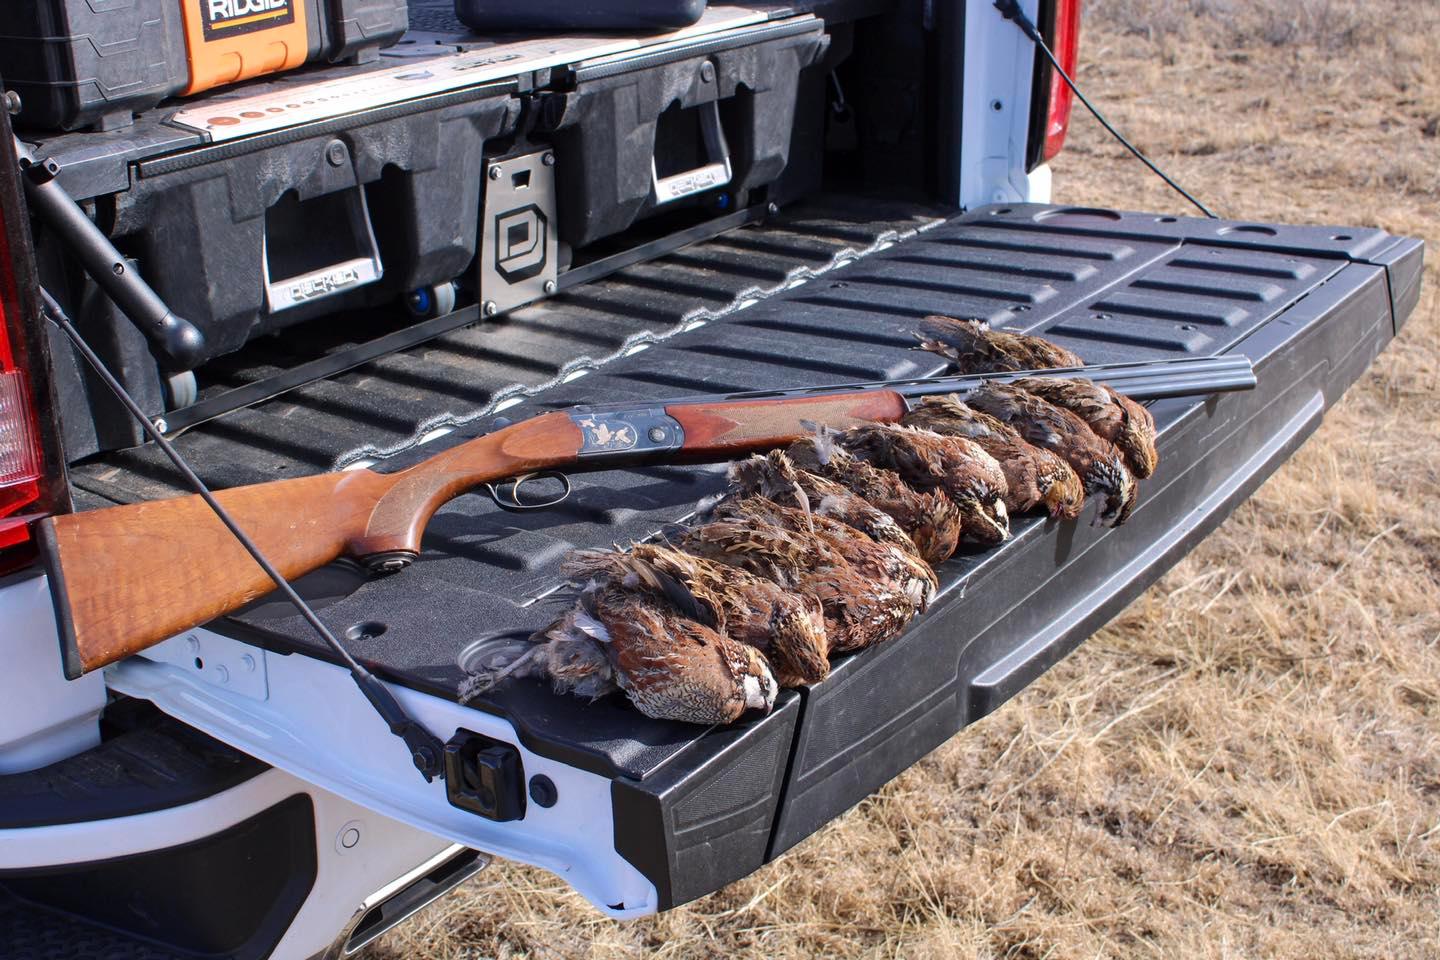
[563,542,830,687]
[728,450,922,562]
[460,579,778,725]
[710,496,938,611]
[678,505,918,654]
[967,381,1138,526]
[916,315,1084,373]
[551,581,778,724]
[785,433,963,566]
[835,422,1011,544]
[1013,376,1159,479]
[901,394,1085,520]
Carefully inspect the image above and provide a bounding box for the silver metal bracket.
[479,149,559,316]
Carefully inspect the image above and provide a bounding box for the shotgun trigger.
[484,471,572,511]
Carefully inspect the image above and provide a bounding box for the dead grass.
[374,3,1440,956]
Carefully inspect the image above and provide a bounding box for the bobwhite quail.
[901,394,1085,520]
[835,422,1011,544]
[916,315,1083,373]
[728,450,921,561]
[1013,376,1159,479]
[678,507,917,653]
[550,581,777,724]
[785,433,962,565]
[563,542,830,687]
[461,580,778,724]
[967,381,1137,526]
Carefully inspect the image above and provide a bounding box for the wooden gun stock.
[40,391,906,678]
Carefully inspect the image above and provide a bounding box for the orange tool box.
[1,0,408,132]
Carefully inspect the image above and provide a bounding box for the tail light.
[0,214,46,572]
[1027,0,1083,169]
[0,123,65,576]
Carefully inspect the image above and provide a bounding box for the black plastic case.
[454,0,706,31]
[539,17,829,250]
[0,0,409,132]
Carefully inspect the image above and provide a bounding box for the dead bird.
[784,434,962,566]
[710,496,938,611]
[967,381,1137,526]
[728,450,921,562]
[1013,376,1159,479]
[534,581,777,725]
[916,315,1084,373]
[563,542,830,687]
[678,508,918,654]
[834,422,1011,545]
[901,394,1085,520]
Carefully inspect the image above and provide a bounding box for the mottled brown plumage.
[1013,376,1159,479]
[784,434,962,565]
[728,451,921,561]
[834,422,1011,544]
[563,543,829,687]
[967,381,1138,526]
[710,497,938,611]
[678,505,918,654]
[901,394,1085,520]
[916,315,1084,373]
[464,581,777,725]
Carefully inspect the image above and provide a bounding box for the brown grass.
[373,3,1440,956]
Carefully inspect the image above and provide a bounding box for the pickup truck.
[0,1,1424,957]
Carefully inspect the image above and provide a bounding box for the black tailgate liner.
[74,203,1423,909]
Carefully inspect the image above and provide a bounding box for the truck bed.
[78,199,1423,911]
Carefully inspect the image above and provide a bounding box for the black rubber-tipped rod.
[16,139,206,371]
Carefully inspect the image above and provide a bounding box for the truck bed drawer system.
[78,203,1423,912]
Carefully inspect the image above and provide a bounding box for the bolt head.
[542,152,556,166]
[543,279,557,295]
[489,165,502,180]
[767,202,780,216]
[647,426,666,443]
[3,90,21,115]
[483,301,498,317]
[325,140,347,166]
[152,417,168,434]
[700,61,715,83]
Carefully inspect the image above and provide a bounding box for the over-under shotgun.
[39,355,1255,678]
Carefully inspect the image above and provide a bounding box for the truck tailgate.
[88,201,1423,913]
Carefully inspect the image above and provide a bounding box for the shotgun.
[39,355,1255,679]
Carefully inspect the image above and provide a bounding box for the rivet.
[543,279,557,295]
[483,301,498,317]
[152,417,168,434]
[700,61,715,83]
[542,152,556,167]
[325,140,347,166]
[648,427,666,443]
[489,165,502,180]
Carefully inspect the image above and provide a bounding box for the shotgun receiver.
[39,355,1255,679]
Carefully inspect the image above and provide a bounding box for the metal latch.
[652,99,733,205]
[262,147,384,314]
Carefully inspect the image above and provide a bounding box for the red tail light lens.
[0,206,47,568]
[1041,0,1082,163]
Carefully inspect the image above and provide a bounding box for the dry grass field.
[375,3,1440,956]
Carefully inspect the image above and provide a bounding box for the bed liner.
[73,201,1423,909]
